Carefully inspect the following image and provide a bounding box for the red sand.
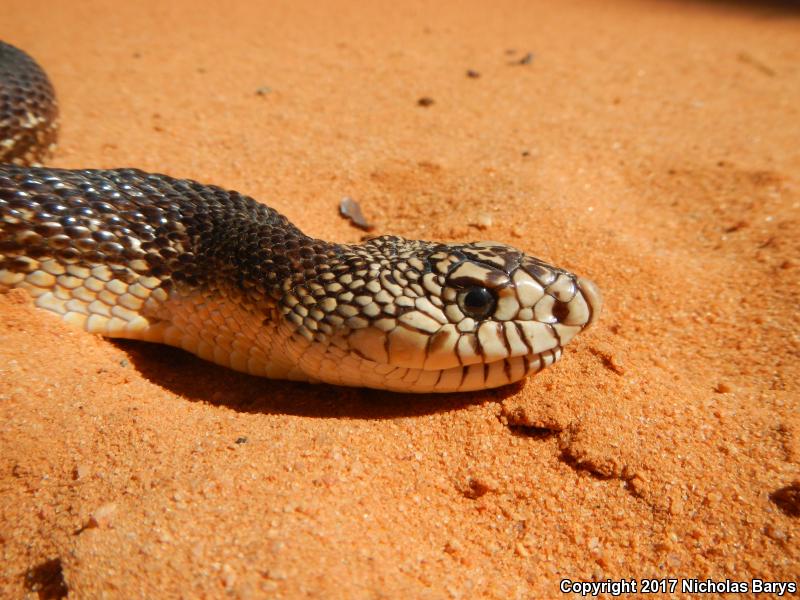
[1,0,798,597]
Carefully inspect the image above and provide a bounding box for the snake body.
[0,41,601,393]
[0,42,58,166]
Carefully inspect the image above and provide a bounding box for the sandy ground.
[2,0,799,597]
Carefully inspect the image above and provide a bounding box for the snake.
[0,41,601,393]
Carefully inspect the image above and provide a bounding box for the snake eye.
[458,286,496,319]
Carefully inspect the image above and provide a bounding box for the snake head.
[279,236,601,393]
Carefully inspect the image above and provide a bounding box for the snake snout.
[575,276,602,328]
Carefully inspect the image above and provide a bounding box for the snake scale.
[0,41,601,393]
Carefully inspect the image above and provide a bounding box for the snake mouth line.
[368,346,564,393]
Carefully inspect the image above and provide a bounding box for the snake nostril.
[552,299,570,323]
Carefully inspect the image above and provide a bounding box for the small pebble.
[73,464,89,480]
[517,52,534,65]
[764,524,787,541]
[472,212,493,230]
[715,382,734,393]
[87,502,117,529]
[443,539,462,555]
[339,197,374,231]
[459,474,498,499]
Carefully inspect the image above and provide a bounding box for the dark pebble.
[517,52,534,65]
